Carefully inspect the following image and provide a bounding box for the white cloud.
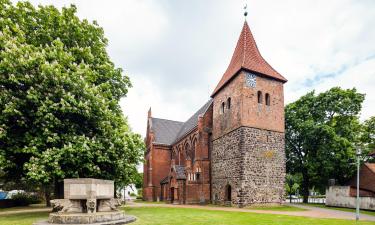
[15,0,375,135]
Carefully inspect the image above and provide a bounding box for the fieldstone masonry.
[212,127,285,207]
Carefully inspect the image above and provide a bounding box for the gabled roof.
[150,118,184,145]
[366,163,375,174]
[149,99,213,146]
[173,99,213,143]
[211,21,287,97]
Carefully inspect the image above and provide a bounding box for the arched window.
[221,102,225,114]
[257,91,263,104]
[227,97,231,109]
[265,93,270,106]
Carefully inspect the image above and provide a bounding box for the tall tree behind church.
[285,87,365,203]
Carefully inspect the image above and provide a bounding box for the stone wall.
[211,126,285,207]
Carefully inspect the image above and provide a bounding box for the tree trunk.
[301,171,309,203]
[45,190,51,207]
[43,185,52,207]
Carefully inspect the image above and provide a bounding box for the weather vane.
[244,3,248,18]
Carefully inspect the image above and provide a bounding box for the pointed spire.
[211,21,287,97]
[148,107,152,118]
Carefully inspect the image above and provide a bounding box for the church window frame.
[227,97,231,110]
[221,102,225,114]
[265,93,270,106]
[257,91,263,104]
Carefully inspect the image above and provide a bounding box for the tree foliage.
[0,0,144,189]
[285,87,365,202]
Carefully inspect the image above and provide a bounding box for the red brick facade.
[143,21,287,206]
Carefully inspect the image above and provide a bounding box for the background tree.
[134,172,143,189]
[0,0,144,203]
[360,116,375,162]
[285,173,301,203]
[285,87,365,203]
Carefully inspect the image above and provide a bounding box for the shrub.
[11,192,42,206]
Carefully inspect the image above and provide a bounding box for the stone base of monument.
[33,178,136,225]
[33,212,136,225]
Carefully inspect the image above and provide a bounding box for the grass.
[0,204,48,212]
[245,204,307,211]
[301,203,375,217]
[0,211,48,225]
[0,205,374,225]
[125,206,375,225]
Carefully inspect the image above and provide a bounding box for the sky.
[18,0,375,137]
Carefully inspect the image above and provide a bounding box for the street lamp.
[356,146,361,221]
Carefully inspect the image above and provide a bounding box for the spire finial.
[243,3,248,18]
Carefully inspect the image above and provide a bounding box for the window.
[257,91,263,104]
[221,102,225,114]
[265,93,270,106]
[227,97,231,109]
[196,172,200,180]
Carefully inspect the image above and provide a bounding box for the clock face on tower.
[245,72,256,88]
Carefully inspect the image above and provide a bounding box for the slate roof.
[211,21,287,97]
[174,99,213,143]
[150,99,213,146]
[150,118,183,145]
[160,176,169,184]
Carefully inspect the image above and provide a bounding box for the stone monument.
[34,178,136,225]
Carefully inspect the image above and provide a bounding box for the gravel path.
[128,202,375,221]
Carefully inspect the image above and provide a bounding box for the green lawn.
[0,204,48,212]
[301,203,375,217]
[246,204,307,211]
[0,211,49,225]
[0,206,374,225]
[125,206,375,225]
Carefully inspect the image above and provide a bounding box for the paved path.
[128,202,375,221]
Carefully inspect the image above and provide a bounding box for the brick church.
[143,20,287,207]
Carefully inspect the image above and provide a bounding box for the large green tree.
[0,0,143,200]
[285,87,365,203]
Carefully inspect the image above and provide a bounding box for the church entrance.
[225,185,232,202]
[170,187,175,203]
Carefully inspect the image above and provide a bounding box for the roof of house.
[160,176,169,184]
[211,21,287,97]
[150,118,184,145]
[173,99,213,143]
[366,163,375,174]
[150,99,213,146]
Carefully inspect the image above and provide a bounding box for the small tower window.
[257,91,263,104]
[265,93,270,106]
[227,97,231,109]
[221,102,225,114]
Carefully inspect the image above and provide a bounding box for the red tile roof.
[211,21,287,97]
[366,163,375,174]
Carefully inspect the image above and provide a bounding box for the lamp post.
[356,146,361,221]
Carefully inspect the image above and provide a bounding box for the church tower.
[210,21,287,207]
